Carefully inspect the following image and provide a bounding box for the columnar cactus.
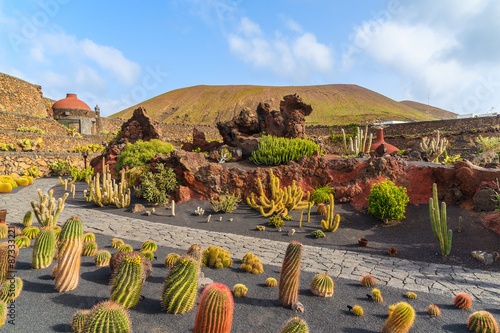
[279,241,302,308]
[430,183,453,256]
[0,242,18,284]
[265,277,278,287]
[164,253,180,267]
[193,282,234,333]
[23,211,33,226]
[85,159,131,208]
[0,277,23,303]
[280,317,309,333]
[54,217,84,292]
[71,309,90,333]
[381,302,415,333]
[232,284,248,298]
[82,241,98,256]
[321,194,340,232]
[22,226,40,239]
[32,227,56,269]
[94,250,111,267]
[427,304,441,316]
[453,292,472,309]
[82,301,131,333]
[110,253,144,309]
[310,273,334,297]
[162,256,198,314]
[360,274,377,287]
[30,189,69,227]
[467,311,499,333]
[141,240,157,252]
[185,244,203,271]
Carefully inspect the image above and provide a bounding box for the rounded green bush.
[367,179,409,222]
[116,139,175,171]
[250,135,324,166]
[311,185,335,204]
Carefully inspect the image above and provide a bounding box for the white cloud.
[228,17,334,81]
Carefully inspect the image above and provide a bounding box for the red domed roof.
[52,93,91,110]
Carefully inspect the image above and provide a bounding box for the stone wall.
[0,152,101,177]
[0,110,69,135]
[53,107,98,135]
[0,73,49,117]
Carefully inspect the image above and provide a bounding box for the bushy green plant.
[367,180,409,222]
[70,166,94,182]
[116,139,175,170]
[16,126,45,134]
[250,135,324,166]
[474,135,500,165]
[210,192,241,213]
[23,166,39,178]
[141,163,177,204]
[49,161,72,176]
[71,144,105,153]
[311,230,325,238]
[0,142,15,151]
[311,185,335,204]
[268,215,284,228]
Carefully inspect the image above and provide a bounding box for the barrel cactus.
[352,305,364,316]
[240,252,264,275]
[360,274,377,287]
[0,225,6,240]
[16,177,29,186]
[139,250,154,261]
[82,241,98,256]
[162,255,198,314]
[232,284,248,298]
[14,235,30,249]
[32,227,56,269]
[82,301,131,333]
[164,253,181,267]
[0,182,12,193]
[54,217,83,292]
[381,302,415,333]
[280,317,309,333]
[83,232,95,242]
[23,211,33,227]
[427,304,441,317]
[111,238,124,249]
[0,242,18,284]
[71,309,90,333]
[265,277,278,287]
[110,251,152,283]
[279,241,302,308]
[453,292,472,310]
[22,226,39,239]
[110,253,144,308]
[118,244,133,253]
[0,301,5,327]
[141,240,157,252]
[94,250,111,267]
[467,311,499,333]
[405,292,417,299]
[372,288,383,303]
[0,277,23,303]
[185,244,203,271]
[193,282,234,333]
[202,245,232,269]
[310,273,334,297]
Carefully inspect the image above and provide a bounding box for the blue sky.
[1,0,499,117]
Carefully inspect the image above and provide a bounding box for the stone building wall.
[0,110,69,135]
[53,107,98,134]
[0,73,49,117]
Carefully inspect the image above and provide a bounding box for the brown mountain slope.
[111,84,452,126]
[400,100,457,120]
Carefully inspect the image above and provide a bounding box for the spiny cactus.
[427,304,441,316]
[430,183,453,256]
[280,317,309,333]
[310,273,334,298]
[54,217,83,292]
[342,124,372,156]
[202,245,232,269]
[32,227,56,269]
[0,277,23,303]
[23,211,33,227]
[420,130,448,162]
[360,274,377,287]
[141,240,157,252]
[164,253,180,267]
[372,288,383,303]
[232,284,248,298]
[453,292,472,309]
[467,311,499,333]
[266,277,278,287]
[240,252,264,275]
[0,225,6,240]
[30,189,68,227]
[71,309,90,333]
[193,282,234,333]
[316,203,327,215]
[110,251,152,282]
[279,241,302,308]
[321,194,340,232]
[162,255,198,314]
[381,302,415,333]
[85,159,131,208]
[22,226,39,239]
[14,235,30,249]
[0,301,6,328]
[352,305,364,316]
[94,250,111,267]
[83,232,95,242]
[49,225,61,240]
[111,238,124,249]
[185,244,203,272]
[118,244,133,253]
[0,242,18,284]
[405,291,417,299]
[110,253,144,308]
[82,241,98,256]
[82,301,131,333]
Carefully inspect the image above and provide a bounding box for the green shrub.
[71,144,105,153]
[210,192,241,213]
[116,139,175,171]
[140,163,177,204]
[268,215,284,228]
[23,166,39,178]
[311,185,335,204]
[16,126,45,134]
[367,179,409,222]
[250,135,324,166]
[49,161,72,176]
[0,142,15,151]
[311,230,325,238]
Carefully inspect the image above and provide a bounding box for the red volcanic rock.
[482,212,500,235]
[181,128,221,152]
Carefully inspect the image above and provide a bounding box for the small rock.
[206,214,212,223]
[291,301,304,313]
[144,211,151,216]
[288,229,295,236]
[219,216,222,222]
[130,204,146,213]
[229,218,233,222]
[471,250,500,265]
[198,277,213,289]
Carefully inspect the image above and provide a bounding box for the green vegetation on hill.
[110,84,456,126]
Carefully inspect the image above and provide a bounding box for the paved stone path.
[2,178,499,304]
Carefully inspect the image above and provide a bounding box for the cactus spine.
[32,227,56,269]
[321,193,340,232]
[71,309,90,333]
[110,253,144,308]
[430,183,453,256]
[232,284,248,298]
[30,189,68,227]
[82,301,131,333]
[94,250,111,267]
[381,302,415,333]
[193,282,234,333]
[165,253,180,267]
[0,277,23,303]
[162,256,198,314]
[54,217,83,292]
[279,241,302,308]
[453,292,472,309]
[0,242,18,284]
[310,273,334,297]
[467,311,499,333]
[280,317,309,333]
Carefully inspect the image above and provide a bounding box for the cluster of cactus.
[232,284,248,298]
[420,130,448,162]
[84,159,131,208]
[467,311,499,333]
[162,255,198,314]
[164,253,181,267]
[202,245,232,269]
[427,304,441,316]
[342,124,372,156]
[185,244,203,271]
[193,282,234,333]
[430,183,454,256]
[80,301,131,333]
[32,227,57,269]
[280,317,309,333]
[82,241,98,256]
[321,193,340,232]
[141,240,157,252]
[94,250,111,266]
[23,211,33,226]
[0,242,18,284]
[54,217,83,292]
[0,277,23,303]
[265,277,278,287]
[371,288,384,303]
[246,169,311,217]
[30,189,69,227]
[453,292,472,309]
[382,302,415,333]
[279,241,302,308]
[240,252,264,274]
[310,273,334,297]
[268,214,285,228]
[59,176,76,191]
[110,251,152,282]
[360,274,377,287]
[405,291,417,299]
[250,135,323,166]
[110,253,144,308]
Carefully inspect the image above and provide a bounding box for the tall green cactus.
[279,241,302,308]
[162,255,198,314]
[30,189,68,227]
[23,211,33,226]
[82,301,131,333]
[429,183,453,256]
[0,242,18,284]
[280,317,309,333]
[110,253,144,309]
[32,227,56,269]
[110,251,152,282]
[54,217,83,292]
[381,302,415,333]
[321,193,340,232]
[193,282,234,333]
